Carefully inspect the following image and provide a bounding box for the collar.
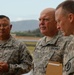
[39,31,62,46]
[0,36,15,47]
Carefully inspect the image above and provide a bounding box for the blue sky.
[0,0,65,21]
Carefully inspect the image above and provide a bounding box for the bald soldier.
[33,8,68,75]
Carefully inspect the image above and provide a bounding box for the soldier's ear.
[10,24,12,30]
[68,13,74,23]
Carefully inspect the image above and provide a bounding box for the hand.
[0,62,9,72]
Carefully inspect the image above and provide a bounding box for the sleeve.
[7,43,33,75]
[64,49,74,75]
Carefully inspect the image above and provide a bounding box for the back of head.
[56,0,74,14]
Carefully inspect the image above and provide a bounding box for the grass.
[27,46,35,54]
[14,36,40,54]
[24,41,37,54]
[25,41,36,45]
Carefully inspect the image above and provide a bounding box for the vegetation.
[11,28,43,37]
[11,28,43,55]
[25,41,36,46]
[24,41,37,54]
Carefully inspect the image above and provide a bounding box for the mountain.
[11,20,39,32]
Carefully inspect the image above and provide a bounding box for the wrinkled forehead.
[0,18,10,24]
[55,7,67,17]
[40,12,54,19]
[55,7,62,14]
[40,9,55,19]
[40,13,50,18]
[55,7,64,18]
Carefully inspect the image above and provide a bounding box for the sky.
[0,0,65,21]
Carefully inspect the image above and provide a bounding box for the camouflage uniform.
[63,35,74,75]
[33,32,67,75]
[0,36,33,75]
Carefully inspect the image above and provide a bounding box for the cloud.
[15,17,25,21]
[15,17,38,21]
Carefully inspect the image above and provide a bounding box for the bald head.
[41,8,55,14]
[39,8,58,37]
[40,8,55,20]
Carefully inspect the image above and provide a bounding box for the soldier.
[0,15,33,75]
[33,8,68,75]
[55,0,74,75]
